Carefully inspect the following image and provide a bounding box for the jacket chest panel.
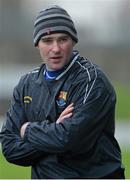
[23,84,51,122]
[23,77,72,123]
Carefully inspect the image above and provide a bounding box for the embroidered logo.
[24,96,32,104]
[57,91,67,107]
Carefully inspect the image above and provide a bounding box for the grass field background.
[0,83,130,179]
[0,151,31,179]
[115,83,130,120]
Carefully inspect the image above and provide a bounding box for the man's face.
[37,33,75,71]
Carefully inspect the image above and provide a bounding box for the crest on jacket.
[56,91,67,107]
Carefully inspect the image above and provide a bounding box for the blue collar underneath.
[44,68,64,80]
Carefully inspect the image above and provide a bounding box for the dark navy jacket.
[1,51,123,179]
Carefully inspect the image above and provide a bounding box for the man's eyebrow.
[59,35,69,38]
[41,37,52,40]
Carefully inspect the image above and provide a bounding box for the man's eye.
[41,39,52,43]
[60,37,68,42]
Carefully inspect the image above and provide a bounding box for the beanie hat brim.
[33,5,78,46]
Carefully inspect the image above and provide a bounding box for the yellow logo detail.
[24,96,32,104]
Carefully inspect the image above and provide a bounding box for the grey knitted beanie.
[33,5,78,46]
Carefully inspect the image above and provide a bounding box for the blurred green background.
[0,0,130,179]
[115,84,130,120]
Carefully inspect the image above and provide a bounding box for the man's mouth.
[50,56,62,62]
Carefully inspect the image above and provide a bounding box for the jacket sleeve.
[0,76,45,166]
[23,75,116,155]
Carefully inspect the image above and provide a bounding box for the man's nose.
[52,41,61,53]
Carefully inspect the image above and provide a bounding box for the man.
[1,5,125,179]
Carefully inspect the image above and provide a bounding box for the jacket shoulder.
[16,65,43,90]
[72,57,98,84]
[73,57,115,93]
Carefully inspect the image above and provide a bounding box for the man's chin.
[50,64,64,71]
